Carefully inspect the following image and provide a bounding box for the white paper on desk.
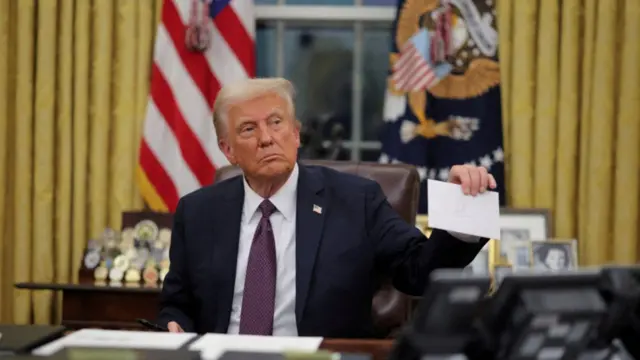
[427,179,500,239]
[31,329,195,356]
[189,334,323,360]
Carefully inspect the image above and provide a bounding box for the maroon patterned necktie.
[239,200,277,335]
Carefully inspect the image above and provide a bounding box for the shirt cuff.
[447,231,481,243]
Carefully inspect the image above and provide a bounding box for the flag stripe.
[150,64,215,185]
[213,6,255,77]
[154,27,218,165]
[144,101,202,196]
[139,140,179,211]
[229,0,255,40]
[205,20,250,85]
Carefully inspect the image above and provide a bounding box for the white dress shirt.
[227,164,299,336]
[226,164,479,336]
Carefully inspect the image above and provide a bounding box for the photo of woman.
[531,241,577,271]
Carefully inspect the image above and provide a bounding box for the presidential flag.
[138,0,254,212]
[380,0,505,213]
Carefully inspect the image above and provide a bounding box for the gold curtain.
[0,0,163,324]
[499,0,640,266]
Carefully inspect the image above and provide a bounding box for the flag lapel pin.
[313,205,322,214]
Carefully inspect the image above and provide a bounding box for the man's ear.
[218,139,236,165]
[294,119,301,148]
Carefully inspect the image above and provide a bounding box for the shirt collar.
[242,163,299,221]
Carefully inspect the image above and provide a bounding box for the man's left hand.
[448,165,497,196]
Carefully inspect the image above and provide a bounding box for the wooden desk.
[15,283,396,360]
[16,282,161,330]
[321,339,393,360]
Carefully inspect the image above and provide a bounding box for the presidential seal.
[386,0,500,142]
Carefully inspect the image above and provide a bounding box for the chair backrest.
[214,160,420,337]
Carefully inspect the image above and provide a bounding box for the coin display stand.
[78,212,174,286]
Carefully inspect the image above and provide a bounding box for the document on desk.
[427,179,501,239]
[189,334,324,360]
[31,329,195,356]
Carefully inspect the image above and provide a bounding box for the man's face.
[219,92,300,180]
[544,248,566,270]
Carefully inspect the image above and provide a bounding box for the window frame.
[255,4,396,160]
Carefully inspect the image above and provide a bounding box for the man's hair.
[534,243,570,265]
[212,77,296,139]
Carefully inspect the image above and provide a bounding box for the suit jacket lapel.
[295,165,326,324]
[212,178,244,333]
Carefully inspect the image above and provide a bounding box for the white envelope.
[427,179,500,239]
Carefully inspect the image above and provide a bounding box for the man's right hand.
[167,321,184,333]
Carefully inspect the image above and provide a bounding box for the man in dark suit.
[158,78,497,338]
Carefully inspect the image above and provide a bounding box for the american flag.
[391,29,451,92]
[138,0,254,212]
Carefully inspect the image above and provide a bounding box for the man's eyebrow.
[235,108,285,128]
[268,107,284,116]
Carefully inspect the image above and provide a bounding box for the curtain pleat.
[508,0,537,207]
[32,0,58,325]
[554,0,581,239]
[13,0,36,324]
[88,0,114,238]
[0,0,11,323]
[111,0,138,230]
[71,0,91,283]
[532,0,559,211]
[501,0,640,266]
[577,0,596,262]
[612,0,640,264]
[583,0,618,265]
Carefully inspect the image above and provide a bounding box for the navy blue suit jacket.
[158,164,486,337]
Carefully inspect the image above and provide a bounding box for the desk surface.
[0,325,66,354]
[15,282,161,293]
[321,339,394,360]
[14,283,396,360]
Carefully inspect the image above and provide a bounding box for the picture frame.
[530,239,579,271]
[497,208,551,266]
[415,215,433,238]
[499,239,533,271]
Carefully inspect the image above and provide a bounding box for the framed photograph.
[498,208,551,259]
[531,239,578,271]
[499,240,532,271]
[466,241,491,276]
